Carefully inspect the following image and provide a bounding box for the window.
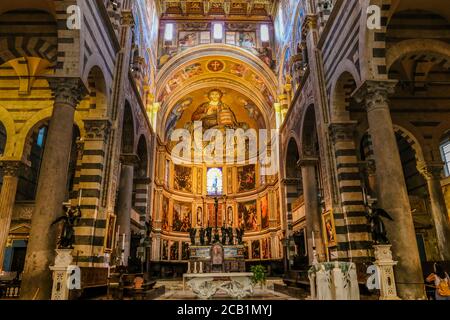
[207,168,223,195]
[164,23,174,41]
[213,23,223,40]
[260,24,270,43]
[36,127,46,147]
[440,139,450,176]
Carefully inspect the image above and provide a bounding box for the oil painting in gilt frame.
[238,200,258,232]
[174,165,192,193]
[237,164,256,192]
[322,210,337,247]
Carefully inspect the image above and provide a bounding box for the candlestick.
[312,230,316,248]
[78,189,82,206]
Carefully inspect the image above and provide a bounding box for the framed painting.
[104,214,116,251]
[161,196,170,231]
[174,165,192,193]
[237,164,256,192]
[179,31,198,48]
[252,240,261,259]
[238,200,258,232]
[173,201,192,232]
[322,210,337,247]
[260,195,269,229]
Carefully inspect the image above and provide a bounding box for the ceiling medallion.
[207,60,225,72]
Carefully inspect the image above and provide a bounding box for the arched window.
[441,134,450,177]
[207,168,223,195]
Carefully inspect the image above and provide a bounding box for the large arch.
[0,106,15,158]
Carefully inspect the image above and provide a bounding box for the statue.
[366,205,394,244]
[236,227,245,245]
[199,227,206,246]
[188,227,197,245]
[206,226,213,245]
[51,204,82,249]
[227,227,234,245]
[221,226,227,245]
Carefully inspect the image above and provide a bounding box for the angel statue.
[366,205,394,244]
[188,227,197,245]
[51,203,82,249]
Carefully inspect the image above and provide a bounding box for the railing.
[0,282,21,299]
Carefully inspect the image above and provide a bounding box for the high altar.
[188,243,245,273]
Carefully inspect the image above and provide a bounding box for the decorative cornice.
[302,14,318,36]
[47,77,88,108]
[352,80,398,112]
[329,121,358,142]
[121,10,135,27]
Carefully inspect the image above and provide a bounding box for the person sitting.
[426,262,450,300]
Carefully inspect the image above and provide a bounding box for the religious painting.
[260,195,269,230]
[161,196,170,231]
[165,159,170,188]
[322,210,337,247]
[104,214,116,251]
[162,240,168,260]
[276,189,281,226]
[174,165,192,193]
[182,242,189,260]
[207,202,223,227]
[179,31,198,48]
[173,201,192,232]
[196,206,203,227]
[252,240,261,259]
[262,238,271,259]
[238,200,258,232]
[238,32,257,53]
[238,165,256,192]
[170,241,179,260]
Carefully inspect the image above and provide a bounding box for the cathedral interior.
[0,0,450,301]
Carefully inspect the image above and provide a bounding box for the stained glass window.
[207,167,223,195]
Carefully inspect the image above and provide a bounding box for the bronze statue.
[236,227,245,245]
[206,226,212,245]
[227,227,234,245]
[199,227,206,245]
[188,227,197,245]
[366,205,394,244]
[51,204,82,249]
[221,226,227,244]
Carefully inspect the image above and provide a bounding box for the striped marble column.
[329,121,371,262]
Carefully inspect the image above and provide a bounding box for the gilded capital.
[121,10,135,26]
[352,80,397,112]
[47,77,88,108]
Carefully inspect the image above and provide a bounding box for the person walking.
[426,262,450,300]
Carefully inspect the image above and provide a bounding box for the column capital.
[302,14,318,36]
[121,10,135,26]
[297,157,319,168]
[84,119,112,141]
[329,121,358,142]
[353,80,398,112]
[120,153,140,166]
[0,160,26,176]
[47,77,88,108]
[417,161,444,180]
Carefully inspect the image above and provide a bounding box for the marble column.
[298,158,326,263]
[116,154,138,266]
[354,80,425,300]
[0,161,22,272]
[20,78,86,300]
[418,161,450,260]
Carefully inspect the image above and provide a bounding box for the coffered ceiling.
[157,0,277,19]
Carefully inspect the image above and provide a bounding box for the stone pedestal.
[373,245,400,300]
[49,249,76,300]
